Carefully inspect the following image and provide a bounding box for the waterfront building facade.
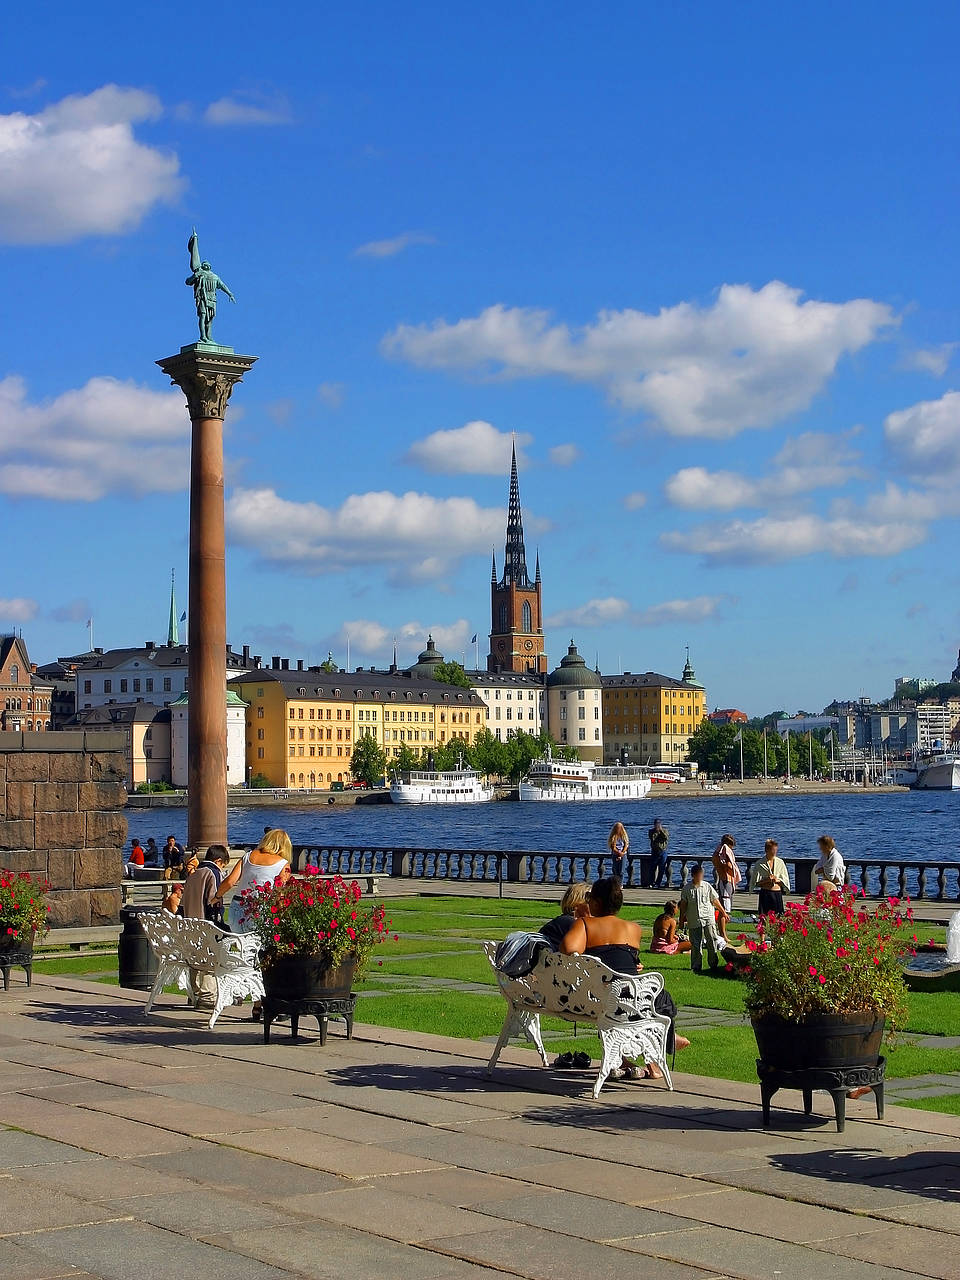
[547,642,604,763]
[0,635,52,732]
[488,446,547,676]
[70,702,171,789]
[709,708,748,725]
[602,656,707,765]
[170,690,247,788]
[468,669,546,740]
[74,642,251,712]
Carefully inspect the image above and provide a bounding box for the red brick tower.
[487,444,547,674]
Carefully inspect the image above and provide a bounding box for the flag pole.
[763,727,768,780]
[739,731,744,782]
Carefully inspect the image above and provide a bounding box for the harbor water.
[128,789,960,867]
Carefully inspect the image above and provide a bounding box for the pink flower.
[808,965,817,976]
[273,933,280,942]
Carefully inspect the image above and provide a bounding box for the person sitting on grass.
[650,901,691,955]
[562,876,685,1078]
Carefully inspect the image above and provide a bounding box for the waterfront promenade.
[2,971,959,1280]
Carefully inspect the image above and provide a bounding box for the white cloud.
[383,282,896,438]
[0,597,39,623]
[901,344,958,377]
[334,618,471,659]
[546,597,632,628]
[665,430,863,511]
[884,390,960,480]
[354,231,436,259]
[661,512,926,565]
[546,594,727,629]
[404,421,531,475]
[317,382,345,409]
[226,486,513,581]
[548,443,580,467]
[0,85,182,243]
[49,597,92,623]
[0,375,188,500]
[623,491,647,510]
[204,95,292,126]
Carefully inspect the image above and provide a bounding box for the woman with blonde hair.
[540,882,591,950]
[224,828,293,933]
[608,822,629,880]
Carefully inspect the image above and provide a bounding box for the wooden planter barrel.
[261,952,357,1002]
[752,1012,885,1071]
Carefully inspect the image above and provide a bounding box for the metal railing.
[288,846,960,901]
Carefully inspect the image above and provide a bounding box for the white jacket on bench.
[483,942,673,1097]
[142,910,264,1029]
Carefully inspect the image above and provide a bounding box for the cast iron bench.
[141,910,263,1029]
[483,943,673,1097]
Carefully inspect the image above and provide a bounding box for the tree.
[433,661,472,689]
[686,720,737,774]
[350,733,387,787]
[248,772,271,789]
[393,744,420,773]
[471,728,511,779]
[319,653,338,674]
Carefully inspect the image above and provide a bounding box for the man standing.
[679,863,728,973]
[648,818,669,888]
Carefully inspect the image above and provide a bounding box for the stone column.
[156,345,257,850]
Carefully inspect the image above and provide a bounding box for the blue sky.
[2,2,959,715]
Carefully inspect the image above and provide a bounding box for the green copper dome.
[546,641,602,689]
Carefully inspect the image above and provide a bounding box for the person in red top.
[128,839,145,866]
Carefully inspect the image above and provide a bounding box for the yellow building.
[230,665,487,789]
[602,655,707,766]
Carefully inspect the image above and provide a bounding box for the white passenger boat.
[913,752,960,790]
[389,761,493,804]
[519,751,652,802]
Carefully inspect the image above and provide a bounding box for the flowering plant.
[0,869,50,944]
[740,884,912,1030]
[237,869,395,976]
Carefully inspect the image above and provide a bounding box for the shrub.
[0,869,50,943]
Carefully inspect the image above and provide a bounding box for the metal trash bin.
[118,905,160,991]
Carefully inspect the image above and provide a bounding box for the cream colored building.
[546,643,603,764]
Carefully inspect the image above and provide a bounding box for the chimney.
[254,655,262,669]
[145,640,154,649]
[297,660,304,671]
[242,645,250,663]
[281,659,289,670]
[271,656,280,670]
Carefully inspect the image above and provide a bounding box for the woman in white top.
[222,828,293,932]
[814,835,845,892]
[749,839,790,916]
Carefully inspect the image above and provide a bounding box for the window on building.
[578,707,585,720]
[103,680,112,693]
[257,688,264,697]
[257,728,264,740]
[578,728,586,741]
[298,708,304,719]
[133,679,141,692]
[522,600,532,632]
[257,706,264,718]
[162,677,171,692]
[595,706,600,719]
[257,747,264,759]
[289,728,295,741]
[83,680,91,694]
[289,746,295,757]
[559,707,566,721]
[119,679,128,693]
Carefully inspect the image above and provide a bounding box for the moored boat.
[519,750,652,802]
[913,752,960,790]
[389,760,493,804]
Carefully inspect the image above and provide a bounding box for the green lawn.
[29,895,960,1114]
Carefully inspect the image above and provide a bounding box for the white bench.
[483,942,673,1098]
[142,911,264,1029]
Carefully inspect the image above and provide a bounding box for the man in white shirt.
[679,863,729,973]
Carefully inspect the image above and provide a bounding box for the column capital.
[157,346,258,421]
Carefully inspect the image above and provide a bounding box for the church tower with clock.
[487,445,548,675]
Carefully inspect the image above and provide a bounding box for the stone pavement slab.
[818,1223,960,1278]
[212,1125,454,1177]
[0,1175,122,1234]
[0,1237,90,1280]
[103,1188,299,1235]
[283,1184,507,1241]
[462,1186,699,1240]
[131,1144,350,1201]
[0,1129,100,1169]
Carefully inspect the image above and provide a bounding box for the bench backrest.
[143,911,261,975]
[483,942,663,1023]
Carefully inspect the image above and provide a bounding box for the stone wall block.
[6,753,49,782]
[0,819,34,851]
[34,811,84,849]
[0,850,44,875]
[89,752,126,783]
[35,782,79,813]
[46,891,91,929]
[45,850,77,890]
[78,781,126,811]
[85,811,127,850]
[48,753,90,783]
[6,782,36,820]
[90,888,122,924]
[75,847,123,889]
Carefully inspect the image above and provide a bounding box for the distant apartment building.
[73,641,251,711]
[468,670,546,740]
[709,708,748,725]
[1,635,52,732]
[602,654,706,765]
[71,702,171,789]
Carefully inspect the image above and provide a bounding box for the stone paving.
[1,971,960,1279]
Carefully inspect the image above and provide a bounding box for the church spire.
[167,569,179,647]
[503,441,529,587]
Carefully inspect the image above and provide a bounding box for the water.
[130,789,960,866]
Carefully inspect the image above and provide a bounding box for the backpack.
[494,931,551,978]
